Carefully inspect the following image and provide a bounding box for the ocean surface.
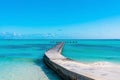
[63,39,120,64]
[0,39,120,80]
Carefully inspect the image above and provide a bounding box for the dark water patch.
[0,45,30,49]
[24,44,55,50]
[103,56,120,60]
[37,47,48,51]
[0,44,55,50]
[0,56,37,63]
[24,44,55,47]
[0,53,33,57]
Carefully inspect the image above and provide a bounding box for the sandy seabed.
[0,60,49,80]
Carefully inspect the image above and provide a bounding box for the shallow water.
[0,39,120,80]
[0,40,61,80]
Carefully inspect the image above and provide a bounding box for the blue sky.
[0,0,120,39]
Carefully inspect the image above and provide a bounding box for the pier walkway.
[43,42,120,80]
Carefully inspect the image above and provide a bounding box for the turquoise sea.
[0,39,120,80]
[63,39,120,64]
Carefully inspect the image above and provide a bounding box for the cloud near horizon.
[0,17,120,39]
